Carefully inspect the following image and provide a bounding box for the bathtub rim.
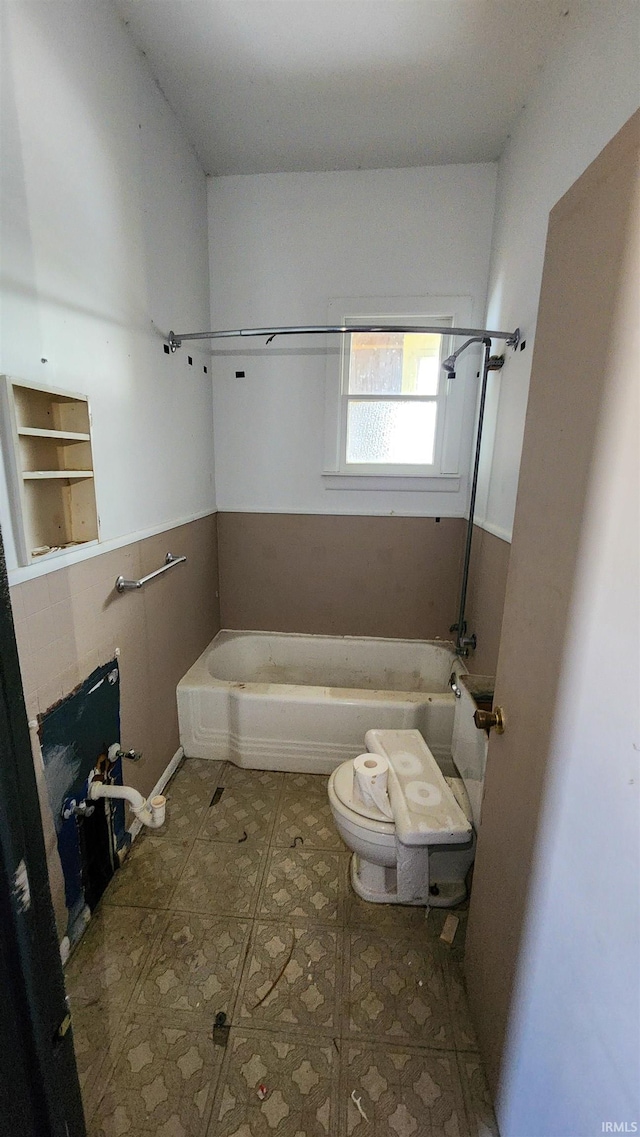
[178,627,465,701]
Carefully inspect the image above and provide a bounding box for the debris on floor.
[212,1010,230,1047]
[70,759,498,1136]
[351,1090,369,1121]
[440,913,460,946]
[251,931,297,1009]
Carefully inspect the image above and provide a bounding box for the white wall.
[208,164,497,516]
[476,0,640,541]
[498,170,640,1136]
[0,0,215,578]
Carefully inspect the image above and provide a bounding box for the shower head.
[442,354,457,378]
[441,335,489,378]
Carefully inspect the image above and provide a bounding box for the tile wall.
[10,514,220,798]
[8,514,220,936]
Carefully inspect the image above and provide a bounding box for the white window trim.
[323,295,474,489]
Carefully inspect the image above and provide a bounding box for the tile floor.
[66,758,499,1136]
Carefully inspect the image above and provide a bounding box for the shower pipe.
[448,337,502,657]
[166,322,519,658]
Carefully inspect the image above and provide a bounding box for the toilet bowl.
[328,726,479,908]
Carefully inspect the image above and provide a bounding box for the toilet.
[328,691,487,907]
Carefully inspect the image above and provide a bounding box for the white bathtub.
[177,630,466,774]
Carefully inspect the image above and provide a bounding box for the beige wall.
[9,513,219,936]
[217,512,467,641]
[10,514,220,801]
[465,526,511,678]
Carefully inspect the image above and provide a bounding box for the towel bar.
[115,552,186,593]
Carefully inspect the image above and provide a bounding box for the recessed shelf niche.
[2,376,100,566]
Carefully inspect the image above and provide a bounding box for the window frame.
[323,296,473,490]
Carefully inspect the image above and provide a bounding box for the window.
[324,298,471,490]
[343,328,446,470]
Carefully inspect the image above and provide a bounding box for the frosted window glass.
[346,400,437,465]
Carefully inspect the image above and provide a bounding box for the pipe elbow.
[140,795,167,829]
[88,782,166,829]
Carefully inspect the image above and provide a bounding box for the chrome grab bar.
[115,552,186,594]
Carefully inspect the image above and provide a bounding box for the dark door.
[0,525,86,1137]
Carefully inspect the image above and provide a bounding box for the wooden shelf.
[22,470,94,481]
[2,376,100,565]
[18,427,91,442]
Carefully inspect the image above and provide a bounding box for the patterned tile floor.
[66,758,499,1136]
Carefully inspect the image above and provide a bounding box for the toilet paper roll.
[353,753,394,819]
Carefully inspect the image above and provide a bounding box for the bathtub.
[177,630,466,775]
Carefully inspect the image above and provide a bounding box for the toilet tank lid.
[365,729,472,847]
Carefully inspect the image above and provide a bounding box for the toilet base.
[350,853,467,908]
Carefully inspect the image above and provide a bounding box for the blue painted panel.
[39,660,124,939]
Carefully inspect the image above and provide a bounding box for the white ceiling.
[115,0,570,176]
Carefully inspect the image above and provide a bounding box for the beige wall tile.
[16,642,38,700]
[20,573,51,617]
[67,544,139,594]
[26,604,59,653]
[12,617,32,663]
[37,675,64,715]
[138,530,173,577]
[31,636,60,692]
[23,689,39,722]
[79,647,101,677]
[55,634,77,677]
[93,586,145,655]
[69,585,99,657]
[59,664,81,697]
[9,584,25,623]
[47,567,71,605]
[51,598,74,642]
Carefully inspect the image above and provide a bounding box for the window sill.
[322,472,461,492]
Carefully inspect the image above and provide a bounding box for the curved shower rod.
[166,319,520,660]
[166,324,520,352]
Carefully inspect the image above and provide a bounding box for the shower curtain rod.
[166,324,520,352]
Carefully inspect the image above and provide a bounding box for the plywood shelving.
[1,376,100,566]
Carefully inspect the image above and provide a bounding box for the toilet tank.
[451,675,492,830]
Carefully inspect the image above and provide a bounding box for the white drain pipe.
[88,781,166,829]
